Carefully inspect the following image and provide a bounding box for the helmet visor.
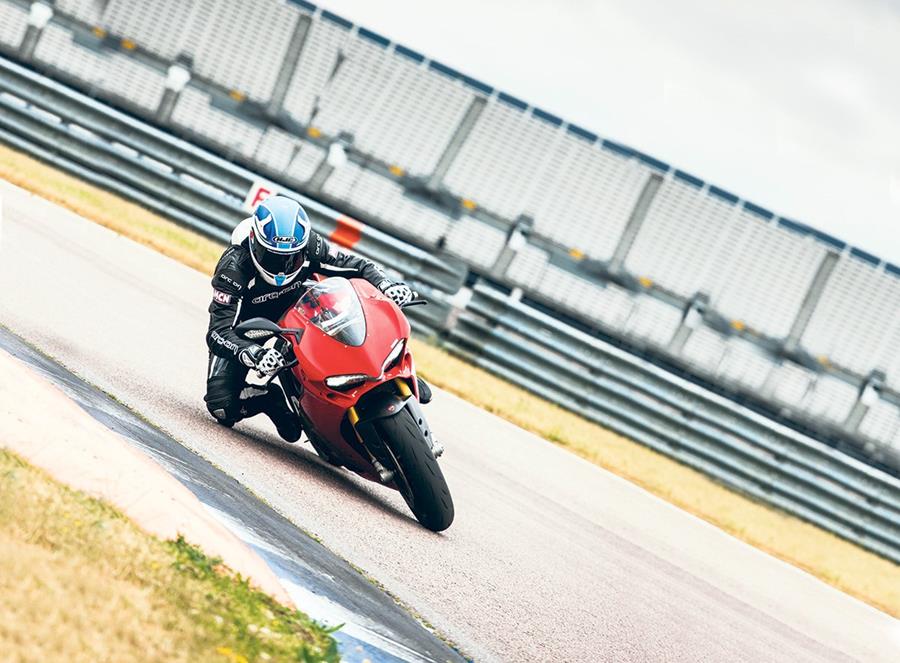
[251,237,305,277]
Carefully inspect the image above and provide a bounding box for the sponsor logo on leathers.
[210,330,240,355]
[218,273,243,291]
[250,279,305,304]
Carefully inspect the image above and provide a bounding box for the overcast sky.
[316,0,900,264]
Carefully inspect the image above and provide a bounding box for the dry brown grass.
[2,142,897,617]
[0,449,337,663]
[0,145,222,275]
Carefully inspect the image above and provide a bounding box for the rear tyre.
[376,410,454,531]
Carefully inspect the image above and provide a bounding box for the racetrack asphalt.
[1,180,898,662]
[0,325,463,663]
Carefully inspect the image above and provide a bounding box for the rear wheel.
[375,410,454,531]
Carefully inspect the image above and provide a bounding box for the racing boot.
[261,385,302,443]
[416,376,433,404]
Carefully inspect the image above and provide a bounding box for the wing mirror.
[234,317,305,342]
[234,317,284,341]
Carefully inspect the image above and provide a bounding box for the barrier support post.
[19,2,54,61]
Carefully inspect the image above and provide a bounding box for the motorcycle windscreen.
[293,277,367,346]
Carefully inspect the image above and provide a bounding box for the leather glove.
[378,280,413,308]
[239,345,285,376]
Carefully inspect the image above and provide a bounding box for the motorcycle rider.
[204,194,416,441]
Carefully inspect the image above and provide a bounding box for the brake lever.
[402,299,428,308]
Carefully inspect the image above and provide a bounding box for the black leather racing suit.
[204,218,388,430]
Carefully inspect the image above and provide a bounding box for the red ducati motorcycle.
[235,277,454,532]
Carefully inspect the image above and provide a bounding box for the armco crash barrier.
[1,56,899,565]
[0,56,467,296]
[442,284,900,564]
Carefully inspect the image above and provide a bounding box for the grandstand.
[0,0,897,462]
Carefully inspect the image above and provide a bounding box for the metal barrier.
[1,57,898,564]
[0,57,467,295]
[443,285,900,563]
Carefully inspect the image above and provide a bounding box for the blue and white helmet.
[248,195,311,286]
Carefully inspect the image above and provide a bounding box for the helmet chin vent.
[249,246,301,287]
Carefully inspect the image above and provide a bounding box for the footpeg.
[431,439,444,458]
[373,460,395,483]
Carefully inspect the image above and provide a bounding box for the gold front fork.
[395,377,412,398]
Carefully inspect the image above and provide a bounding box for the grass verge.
[0,448,338,663]
[1,143,897,617]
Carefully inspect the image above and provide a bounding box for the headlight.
[382,340,405,372]
[325,373,369,391]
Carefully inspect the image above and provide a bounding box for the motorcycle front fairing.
[278,278,421,476]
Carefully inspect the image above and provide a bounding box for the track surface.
[0,326,462,663]
[1,181,897,661]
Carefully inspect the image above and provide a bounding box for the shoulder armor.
[231,217,253,246]
[212,245,253,293]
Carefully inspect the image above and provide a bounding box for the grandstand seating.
[34,24,166,112]
[0,0,26,52]
[101,0,198,61]
[625,178,743,300]
[768,362,816,410]
[506,244,682,345]
[191,0,297,101]
[170,86,264,158]
[802,374,859,425]
[442,216,507,271]
[321,162,453,245]
[619,294,683,348]
[254,127,301,174]
[800,256,900,375]
[680,327,729,375]
[281,11,353,125]
[3,0,899,455]
[716,337,777,392]
[286,142,326,185]
[709,210,826,339]
[885,323,900,392]
[310,26,397,137]
[443,100,565,219]
[307,33,475,175]
[534,265,637,331]
[102,0,299,101]
[859,400,900,448]
[506,244,549,291]
[345,59,474,176]
[54,0,99,24]
[529,137,650,260]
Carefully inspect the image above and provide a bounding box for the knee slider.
[204,383,242,423]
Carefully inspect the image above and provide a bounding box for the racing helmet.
[248,195,311,286]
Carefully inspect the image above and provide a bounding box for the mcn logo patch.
[213,289,232,305]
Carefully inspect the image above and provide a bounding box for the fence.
[1,56,899,564]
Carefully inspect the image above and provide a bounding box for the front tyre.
[376,409,454,531]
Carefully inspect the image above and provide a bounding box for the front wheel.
[376,410,454,531]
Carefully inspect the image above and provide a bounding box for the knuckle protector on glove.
[258,348,285,375]
[385,283,412,306]
[239,344,264,368]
